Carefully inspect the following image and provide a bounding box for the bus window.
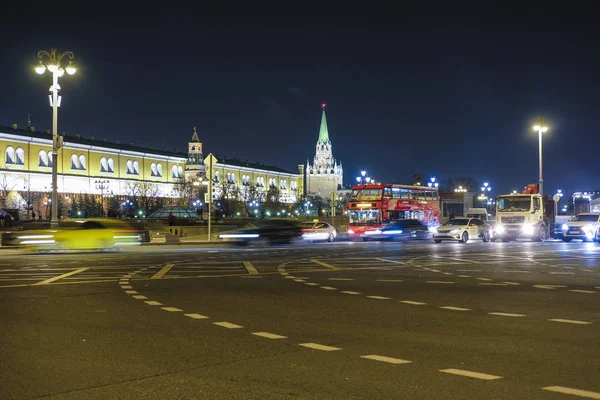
[384,187,392,198]
[401,189,410,199]
[425,191,433,200]
[391,187,401,199]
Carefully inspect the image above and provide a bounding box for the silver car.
[433,218,491,243]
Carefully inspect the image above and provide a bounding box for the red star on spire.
[321,103,326,109]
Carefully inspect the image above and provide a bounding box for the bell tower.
[187,126,203,167]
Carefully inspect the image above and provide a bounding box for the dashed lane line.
[213,322,243,329]
[32,268,89,285]
[360,355,412,365]
[400,301,426,305]
[488,312,526,317]
[320,286,337,290]
[439,306,471,312]
[120,285,133,289]
[151,264,175,279]
[309,259,340,271]
[125,290,137,294]
[299,343,342,351]
[341,291,361,295]
[366,296,391,300]
[440,368,502,380]
[243,261,259,275]
[548,319,592,325]
[252,332,287,339]
[294,279,307,282]
[569,290,597,294]
[502,282,521,285]
[427,281,455,284]
[533,285,567,290]
[161,307,183,312]
[184,313,209,319]
[457,275,471,278]
[476,277,493,281]
[542,386,600,399]
[132,295,148,300]
[304,283,319,286]
[376,279,404,282]
[328,278,354,281]
[144,301,163,306]
[479,283,509,286]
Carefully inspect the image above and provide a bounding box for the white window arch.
[291,181,297,191]
[156,163,162,177]
[226,172,235,184]
[107,157,114,173]
[280,179,287,190]
[213,170,220,182]
[172,165,178,179]
[127,160,134,175]
[5,146,15,164]
[269,178,276,188]
[79,155,86,170]
[256,176,264,187]
[15,147,25,165]
[39,150,48,167]
[100,157,108,172]
[47,152,52,167]
[150,163,157,177]
[177,165,183,178]
[242,174,250,186]
[133,160,139,175]
[71,154,80,170]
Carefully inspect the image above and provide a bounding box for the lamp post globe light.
[35,49,76,227]
[356,170,370,185]
[533,118,548,196]
[427,177,439,188]
[95,180,110,217]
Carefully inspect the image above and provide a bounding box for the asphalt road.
[1,240,599,399]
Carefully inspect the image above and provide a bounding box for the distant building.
[305,104,343,199]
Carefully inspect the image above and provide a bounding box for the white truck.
[493,184,556,242]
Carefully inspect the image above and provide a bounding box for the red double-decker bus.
[347,183,440,239]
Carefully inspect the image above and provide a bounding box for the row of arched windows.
[212,172,297,190]
[5,146,25,165]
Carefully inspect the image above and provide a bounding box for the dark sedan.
[367,219,435,241]
[218,220,302,246]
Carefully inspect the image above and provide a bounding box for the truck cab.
[494,193,551,242]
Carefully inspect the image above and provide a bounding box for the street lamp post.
[35,49,76,227]
[553,189,563,216]
[95,180,110,217]
[427,177,439,189]
[533,118,548,197]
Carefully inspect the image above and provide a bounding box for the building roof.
[215,156,297,175]
[318,105,329,144]
[191,126,200,142]
[0,125,187,159]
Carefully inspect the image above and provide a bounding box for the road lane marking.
[476,277,493,281]
[132,295,147,300]
[299,343,342,351]
[400,301,426,305]
[252,332,287,339]
[457,269,481,272]
[240,276,263,279]
[243,261,259,275]
[184,313,209,319]
[442,272,454,275]
[376,279,404,282]
[366,296,391,300]
[284,276,296,279]
[125,290,137,294]
[542,386,600,399]
[320,286,337,290]
[427,281,454,284]
[479,283,509,286]
[569,290,597,294]
[294,279,307,282]
[328,278,354,281]
[360,355,411,365]
[214,322,243,329]
[120,285,133,289]
[33,268,89,285]
[440,368,502,380]
[304,282,319,286]
[375,258,407,265]
[502,270,529,273]
[502,282,521,285]
[144,301,162,306]
[489,312,526,317]
[151,264,175,279]
[548,319,592,325]
[439,306,471,311]
[310,259,340,271]
[341,291,361,295]
[550,272,575,275]
[457,275,471,278]
[161,307,183,312]
[533,285,567,290]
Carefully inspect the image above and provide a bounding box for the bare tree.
[126,182,162,215]
[240,183,258,215]
[0,173,19,208]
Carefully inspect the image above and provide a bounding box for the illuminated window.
[39,150,48,167]
[47,153,52,167]
[79,155,86,170]
[291,181,297,191]
[280,179,286,190]
[5,146,15,164]
[127,160,134,175]
[107,158,114,173]
[15,147,25,165]
[156,163,162,177]
[133,161,139,175]
[100,157,108,172]
[213,170,220,182]
[226,172,235,185]
[151,163,158,177]
[177,165,183,178]
[71,154,80,170]
[256,176,264,188]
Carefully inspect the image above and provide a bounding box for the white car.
[433,217,491,243]
[300,221,337,242]
[561,213,600,242]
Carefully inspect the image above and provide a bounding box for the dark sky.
[2,5,598,199]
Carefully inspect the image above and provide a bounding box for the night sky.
[1,5,598,198]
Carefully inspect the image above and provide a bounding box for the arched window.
[5,146,15,164]
[15,147,25,165]
[150,163,157,177]
[100,157,108,172]
[269,178,276,188]
[242,175,250,186]
[133,161,139,175]
[127,160,134,174]
[39,150,48,167]
[71,154,80,170]
[226,172,235,184]
[213,171,220,182]
[291,181,297,191]
[177,165,183,178]
[156,163,162,177]
[79,155,86,170]
[172,165,178,178]
[107,158,114,173]
[280,179,286,190]
[47,153,52,167]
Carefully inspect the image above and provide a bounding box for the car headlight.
[383,230,403,235]
[495,224,505,233]
[522,223,534,234]
[449,229,460,234]
[583,224,594,236]
[428,226,438,233]
[562,224,568,231]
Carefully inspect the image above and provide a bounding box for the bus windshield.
[351,189,382,200]
[349,210,381,226]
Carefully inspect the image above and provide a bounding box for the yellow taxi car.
[15,219,141,251]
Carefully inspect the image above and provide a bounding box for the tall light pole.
[553,189,563,216]
[35,49,76,227]
[533,118,548,197]
[95,180,110,217]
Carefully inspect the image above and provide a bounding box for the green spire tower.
[318,103,329,144]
